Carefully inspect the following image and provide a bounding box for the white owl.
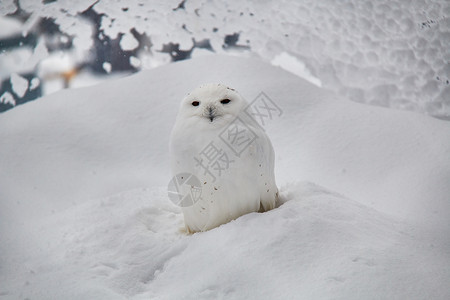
[170,83,278,233]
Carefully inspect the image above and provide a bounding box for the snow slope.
[1,55,449,299]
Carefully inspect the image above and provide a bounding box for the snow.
[0,91,15,106]
[0,47,35,80]
[21,11,40,37]
[103,62,112,73]
[130,56,141,69]
[0,0,17,17]
[0,39,47,83]
[4,0,448,117]
[10,73,29,98]
[29,77,40,90]
[26,39,49,71]
[38,51,76,75]
[0,55,449,299]
[271,52,322,87]
[120,32,139,51]
[0,16,22,38]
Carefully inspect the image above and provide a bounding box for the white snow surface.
[271,52,322,87]
[0,16,22,38]
[10,73,29,98]
[0,91,15,106]
[0,55,450,299]
[3,0,449,117]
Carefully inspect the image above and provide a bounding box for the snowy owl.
[170,83,278,233]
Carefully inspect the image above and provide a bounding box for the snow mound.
[0,55,449,299]
[1,184,448,299]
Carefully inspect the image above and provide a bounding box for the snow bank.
[0,55,449,299]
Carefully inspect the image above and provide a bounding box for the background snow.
[1,0,449,118]
[10,73,29,98]
[0,55,449,299]
[0,91,14,106]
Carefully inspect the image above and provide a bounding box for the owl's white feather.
[170,83,278,233]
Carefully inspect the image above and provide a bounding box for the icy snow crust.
[1,56,450,299]
[7,0,450,118]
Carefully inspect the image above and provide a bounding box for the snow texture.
[29,77,40,90]
[120,32,139,51]
[0,16,22,38]
[0,91,15,106]
[0,55,449,299]
[10,0,450,118]
[0,0,17,17]
[0,39,48,82]
[103,61,112,73]
[10,73,29,98]
[271,52,322,87]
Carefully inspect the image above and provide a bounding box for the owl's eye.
[192,101,200,106]
[220,99,231,104]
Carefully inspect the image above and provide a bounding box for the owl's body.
[170,84,278,233]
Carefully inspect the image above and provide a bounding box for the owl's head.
[177,83,247,127]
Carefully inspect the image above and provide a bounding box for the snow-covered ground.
[1,55,450,299]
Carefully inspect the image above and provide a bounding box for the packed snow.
[1,55,449,299]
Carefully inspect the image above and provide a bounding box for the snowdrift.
[1,55,449,299]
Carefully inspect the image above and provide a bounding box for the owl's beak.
[206,106,216,122]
